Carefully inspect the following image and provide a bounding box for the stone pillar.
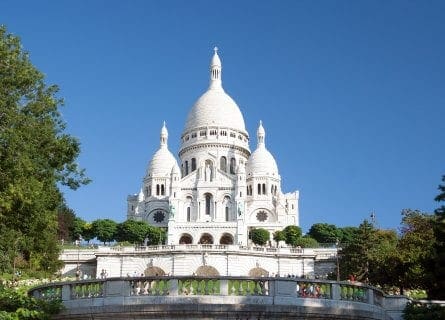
[331,283,341,300]
[62,284,71,301]
[220,279,229,295]
[170,278,179,296]
[368,288,374,304]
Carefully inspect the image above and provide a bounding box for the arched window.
[246,186,249,196]
[257,184,261,195]
[225,206,229,221]
[187,207,191,222]
[156,184,160,196]
[161,184,165,196]
[230,158,236,174]
[262,184,266,195]
[191,158,196,171]
[185,161,189,175]
[205,194,211,215]
[220,156,227,172]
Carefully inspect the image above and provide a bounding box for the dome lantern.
[209,47,222,90]
[257,120,265,147]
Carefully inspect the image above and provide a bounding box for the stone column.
[62,284,71,301]
[368,288,374,304]
[170,278,179,296]
[220,279,229,295]
[331,283,341,300]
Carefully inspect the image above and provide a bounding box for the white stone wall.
[93,247,334,279]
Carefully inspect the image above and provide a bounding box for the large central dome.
[183,48,247,135]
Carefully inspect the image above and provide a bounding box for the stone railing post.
[268,279,275,297]
[368,288,374,304]
[331,283,341,300]
[220,279,229,296]
[170,278,179,296]
[106,280,130,297]
[62,284,71,301]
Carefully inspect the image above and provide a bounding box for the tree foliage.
[250,228,270,246]
[308,223,339,243]
[294,235,319,248]
[429,175,445,299]
[91,219,117,244]
[282,225,302,247]
[0,284,62,319]
[56,203,76,242]
[0,26,89,274]
[145,226,166,245]
[115,220,151,244]
[340,211,435,294]
[273,230,285,243]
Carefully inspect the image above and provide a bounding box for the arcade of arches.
[179,233,234,245]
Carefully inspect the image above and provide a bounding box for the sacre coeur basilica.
[127,48,299,247]
[62,49,336,279]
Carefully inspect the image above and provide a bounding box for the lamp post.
[335,239,340,282]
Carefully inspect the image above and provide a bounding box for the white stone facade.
[127,48,299,247]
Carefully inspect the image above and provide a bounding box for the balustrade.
[31,285,63,301]
[178,278,220,295]
[29,277,397,309]
[130,278,170,296]
[296,281,331,299]
[340,283,367,302]
[71,281,104,299]
[228,279,268,296]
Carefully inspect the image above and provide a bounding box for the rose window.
[154,211,165,223]
[256,211,268,222]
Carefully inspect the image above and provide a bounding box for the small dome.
[147,147,178,177]
[246,121,279,177]
[247,148,279,177]
[146,123,179,177]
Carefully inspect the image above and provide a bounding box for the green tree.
[0,26,89,274]
[92,219,117,244]
[307,223,340,244]
[57,203,76,242]
[340,220,376,282]
[295,235,319,248]
[430,175,445,299]
[250,228,270,246]
[71,217,86,241]
[337,226,359,244]
[273,230,285,245]
[394,209,435,293]
[115,220,151,244]
[282,225,302,247]
[145,226,167,245]
[81,222,94,243]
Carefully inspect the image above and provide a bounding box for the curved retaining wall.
[29,276,408,320]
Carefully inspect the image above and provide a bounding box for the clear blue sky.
[2,1,444,233]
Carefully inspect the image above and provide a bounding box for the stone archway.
[179,234,193,244]
[195,265,220,277]
[199,233,214,244]
[144,266,166,276]
[248,267,269,277]
[219,233,234,245]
